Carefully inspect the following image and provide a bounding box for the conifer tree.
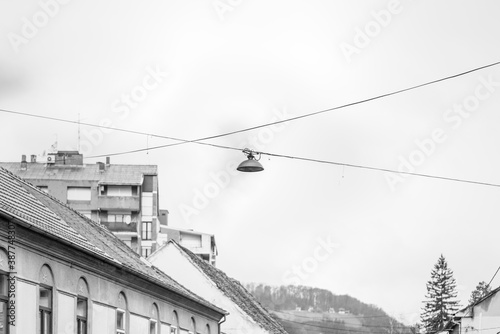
[421,255,460,333]
[468,281,491,305]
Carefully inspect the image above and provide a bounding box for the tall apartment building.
[0,151,161,257]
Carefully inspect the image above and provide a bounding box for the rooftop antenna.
[77,113,81,152]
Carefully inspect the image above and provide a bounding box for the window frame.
[0,271,9,334]
[76,297,88,334]
[116,308,126,334]
[39,285,53,334]
[141,221,152,240]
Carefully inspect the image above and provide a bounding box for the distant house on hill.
[447,286,500,334]
[148,241,289,334]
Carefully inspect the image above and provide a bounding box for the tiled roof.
[0,167,225,315]
[0,162,157,185]
[172,241,288,334]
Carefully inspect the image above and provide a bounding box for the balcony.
[101,221,137,233]
[97,196,140,210]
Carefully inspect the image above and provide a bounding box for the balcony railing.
[101,221,137,233]
[97,196,140,210]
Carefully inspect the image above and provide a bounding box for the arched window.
[149,303,159,334]
[116,292,128,334]
[189,317,196,334]
[77,278,89,334]
[171,311,179,334]
[205,324,211,334]
[0,248,9,334]
[39,265,54,334]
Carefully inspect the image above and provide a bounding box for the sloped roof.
[0,167,225,315]
[170,241,288,334]
[456,285,500,318]
[0,162,157,185]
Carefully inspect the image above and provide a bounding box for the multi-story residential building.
[0,151,160,257]
[0,166,226,334]
[158,210,218,266]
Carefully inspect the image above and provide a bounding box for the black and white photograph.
[1,1,500,334]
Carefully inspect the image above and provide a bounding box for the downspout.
[218,315,226,334]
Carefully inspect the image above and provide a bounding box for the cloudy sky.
[2,0,500,324]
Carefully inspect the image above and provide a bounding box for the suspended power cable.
[1,59,500,159]
[487,266,500,288]
[274,310,399,320]
[277,318,413,334]
[2,108,500,189]
[272,311,410,328]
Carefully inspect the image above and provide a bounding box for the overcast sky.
[2,0,500,324]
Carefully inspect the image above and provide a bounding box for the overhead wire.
[2,60,500,159]
[2,61,500,189]
[272,311,410,329]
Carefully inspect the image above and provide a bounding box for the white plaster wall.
[92,303,116,334]
[149,245,269,334]
[57,292,75,334]
[130,313,149,333]
[461,293,500,334]
[16,281,37,334]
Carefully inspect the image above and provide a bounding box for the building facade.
[148,241,288,334]
[0,151,161,257]
[449,287,500,334]
[160,224,217,266]
[0,166,226,334]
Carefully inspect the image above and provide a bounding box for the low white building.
[451,287,500,334]
[148,241,288,334]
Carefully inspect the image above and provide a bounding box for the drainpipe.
[218,315,226,334]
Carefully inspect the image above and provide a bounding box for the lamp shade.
[237,158,264,172]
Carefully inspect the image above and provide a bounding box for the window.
[189,317,196,334]
[108,214,131,224]
[149,304,159,334]
[0,272,8,334]
[37,186,49,193]
[116,292,127,334]
[116,309,125,334]
[149,320,157,334]
[107,186,132,197]
[77,278,89,334]
[180,233,202,248]
[77,298,87,334]
[170,311,179,334]
[141,222,152,240]
[67,187,91,202]
[141,193,153,216]
[141,246,151,258]
[39,286,52,334]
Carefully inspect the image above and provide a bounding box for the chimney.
[30,155,37,163]
[21,155,27,170]
[97,162,105,172]
[106,156,110,166]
